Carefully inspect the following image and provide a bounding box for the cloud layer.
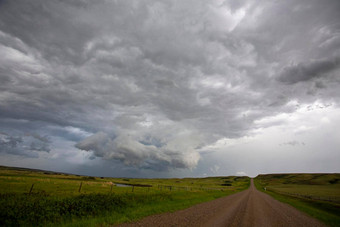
[0,0,339,175]
[75,131,200,170]
[0,132,50,158]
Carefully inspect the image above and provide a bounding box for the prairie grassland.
[0,169,246,195]
[255,173,340,227]
[0,166,250,226]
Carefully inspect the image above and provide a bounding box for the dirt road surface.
[117,179,325,227]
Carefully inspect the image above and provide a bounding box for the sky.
[0,0,339,178]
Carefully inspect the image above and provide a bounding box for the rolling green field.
[0,166,250,226]
[254,173,340,227]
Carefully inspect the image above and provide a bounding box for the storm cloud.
[0,132,51,158]
[75,131,200,170]
[278,57,340,84]
[0,0,339,176]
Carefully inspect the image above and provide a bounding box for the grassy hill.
[255,173,340,227]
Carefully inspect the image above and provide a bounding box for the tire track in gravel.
[116,179,325,227]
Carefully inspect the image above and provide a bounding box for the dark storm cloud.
[0,0,339,172]
[0,132,51,157]
[75,131,200,170]
[278,57,340,84]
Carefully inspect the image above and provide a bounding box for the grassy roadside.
[1,190,233,226]
[0,166,250,226]
[254,177,340,227]
[56,190,236,227]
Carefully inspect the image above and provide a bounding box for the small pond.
[115,183,132,187]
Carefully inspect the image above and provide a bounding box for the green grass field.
[0,165,250,226]
[254,173,340,227]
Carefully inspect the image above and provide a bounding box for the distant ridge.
[0,165,85,177]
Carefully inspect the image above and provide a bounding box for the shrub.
[82,176,96,180]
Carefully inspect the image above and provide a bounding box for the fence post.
[78,182,83,193]
[29,183,34,195]
[132,186,134,192]
[110,183,113,193]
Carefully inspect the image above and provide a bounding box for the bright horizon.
[0,0,340,178]
[3,165,338,179]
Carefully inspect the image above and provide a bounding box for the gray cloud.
[0,132,51,157]
[75,131,200,171]
[278,57,340,84]
[0,0,339,174]
[279,141,305,147]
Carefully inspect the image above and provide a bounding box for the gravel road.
[117,179,325,227]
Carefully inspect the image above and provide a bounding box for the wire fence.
[156,184,227,192]
[22,181,228,195]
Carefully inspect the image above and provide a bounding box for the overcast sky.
[0,0,339,178]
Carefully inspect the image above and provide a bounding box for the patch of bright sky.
[200,100,340,177]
